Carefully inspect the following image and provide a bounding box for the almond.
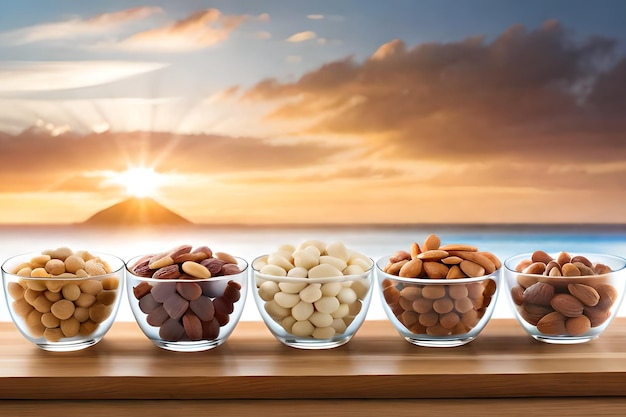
[523,282,554,306]
[439,244,478,252]
[523,303,553,317]
[572,262,595,276]
[422,261,449,279]
[133,281,153,299]
[515,259,532,273]
[148,254,174,270]
[556,251,571,266]
[544,260,561,276]
[390,251,411,263]
[410,242,421,259]
[561,263,581,277]
[446,265,466,279]
[417,250,449,262]
[482,279,497,297]
[510,285,524,305]
[478,251,502,270]
[422,234,441,252]
[132,259,153,278]
[522,262,546,275]
[595,284,618,309]
[399,258,423,278]
[531,250,553,264]
[518,305,546,326]
[549,267,562,277]
[383,285,401,305]
[571,255,592,268]
[584,306,611,327]
[565,315,591,336]
[441,256,463,265]
[152,264,181,280]
[386,259,409,275]
[537,311,566,335]
[568,283,600,307]
[551,293,584,317]
[516,274,539,289]
[594,263,612,275]
[167,244,193,259]
[448,250,497,274]
[459,260,485,278]
[172,252,209,263]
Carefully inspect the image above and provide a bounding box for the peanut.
[5,248,120,342]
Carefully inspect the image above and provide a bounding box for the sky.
[0,0,625,224]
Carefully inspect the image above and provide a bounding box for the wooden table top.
[2,318,626,400]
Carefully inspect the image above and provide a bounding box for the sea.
[1,223,625,323]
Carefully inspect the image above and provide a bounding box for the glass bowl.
[125,255,248,352]
[251,255,374,349]
[503,252,626,344]
[376,256,500,347]
[1,250,124,351]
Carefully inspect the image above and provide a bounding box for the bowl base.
[531,334,599,344]
[277,335,353,350]
[151,339,225,352]
[36,338,100,352]
[403,336,476,348]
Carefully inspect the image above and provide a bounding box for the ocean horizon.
[1,223,625,324]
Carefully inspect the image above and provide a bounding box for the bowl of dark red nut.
[125,244,248,352]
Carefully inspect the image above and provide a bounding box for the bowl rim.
[1,251,125,279]
[375,255,500,284]
[125,254,249,283]
[251,254,373,284]
[503,252,626,274]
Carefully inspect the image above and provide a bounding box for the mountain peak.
[82,197,193,227]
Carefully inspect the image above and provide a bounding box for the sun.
[115,167,163,198]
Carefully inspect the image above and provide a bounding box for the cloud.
[254,31,272,40]
[0,7,162,44]
[114,9,246,51]
[245,21,626,166]
[286,31,317,42]
[0,61,169,92]
[225,164,406,185]
[307,15,325,20]
[0,129,347,192]
[370,38,405,60]
[257,13,270,22]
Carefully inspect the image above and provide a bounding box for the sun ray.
[111,166,164,198]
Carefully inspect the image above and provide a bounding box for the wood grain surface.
[2,399,626,417]
[2,318,626,400]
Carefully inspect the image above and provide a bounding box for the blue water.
[1,224,625,322]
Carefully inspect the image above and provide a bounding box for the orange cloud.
[286,31,317,42]
[0,129,346,193]
[117,9,246,51]
[245,21,626,166]
[0,7,162,44]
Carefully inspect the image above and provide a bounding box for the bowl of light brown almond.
[376,234,501,347]
[503,250,626,344]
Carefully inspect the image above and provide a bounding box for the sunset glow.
[112,167,163,198]
[0,1,625,225]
